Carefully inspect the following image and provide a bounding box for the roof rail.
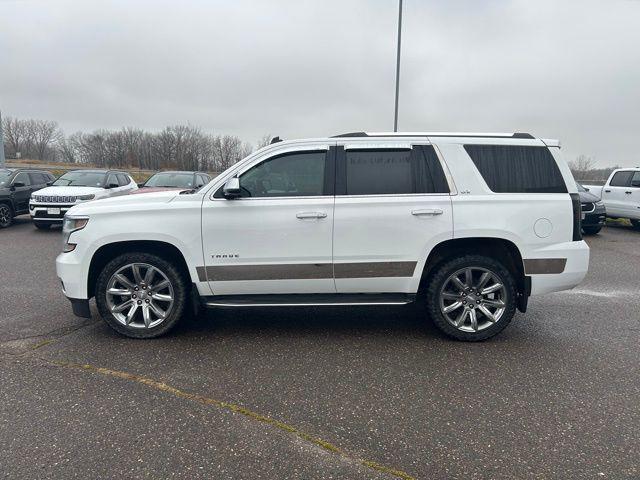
[332,132,535,139]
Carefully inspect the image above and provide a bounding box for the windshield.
[53,171,106,187]
[144,172,194,188]
[0,170,12,187]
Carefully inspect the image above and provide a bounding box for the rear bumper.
[527,240,590,296]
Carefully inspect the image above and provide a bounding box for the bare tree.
[256,134,273,149]
[568,155,595,173]
[27,119,63,161]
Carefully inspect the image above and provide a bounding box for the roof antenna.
[270,136,282,144]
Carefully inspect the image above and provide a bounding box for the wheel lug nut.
[145,299,150,303]
[132,294,136,299]
[137,300,142,305]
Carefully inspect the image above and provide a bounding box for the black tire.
[425,255,517,341]
[631,219,640,231]
[34,222,51,230]
[582,226,602,235]
[95,252,188,338]
[0,203,14,228]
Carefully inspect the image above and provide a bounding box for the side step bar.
[203,293,416,308]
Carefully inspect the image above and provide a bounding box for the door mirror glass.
[223,177,241,198]
[12,181,26,188]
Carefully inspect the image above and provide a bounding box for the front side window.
[610,171,633,187]
[238,151,327,198]
[13,172,31,186]
[53,171,106,187]
[631,171,640,188]
[29,172,47,185]
[117,174,130,186]
[344,145,449,195]
[464,145,567,193]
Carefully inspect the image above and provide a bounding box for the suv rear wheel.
[425,255,516,341]
[631,219,640,231]
[95,252,188,338]
[0,203,13,228]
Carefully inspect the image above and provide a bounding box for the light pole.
[393,0,403,132]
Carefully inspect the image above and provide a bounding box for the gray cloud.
[1,0,639,166]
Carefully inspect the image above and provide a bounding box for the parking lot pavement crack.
[48,360,417,480]
[0,320,98,355]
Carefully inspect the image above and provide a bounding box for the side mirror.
[631,180,640,188]
[46,182,53,186]
[137,183,146,188]
[223,177,241,198]
[12,181,26,188]
[584,187,589,192]
[106,183,119,189]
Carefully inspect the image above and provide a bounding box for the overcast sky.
[1,0,639,166]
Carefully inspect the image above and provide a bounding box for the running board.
[203,293,416,308]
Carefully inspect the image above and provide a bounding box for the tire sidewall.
[0,203,13,228]
[95,252,188,338]
[426,255,517,341]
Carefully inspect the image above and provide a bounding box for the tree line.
[2,116,272,172]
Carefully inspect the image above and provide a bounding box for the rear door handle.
[625,191,633,194]
[411,209,443,216]
[296,212,327,219]
[604,189,611,193]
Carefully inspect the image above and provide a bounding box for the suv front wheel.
[425,255,517,341]
[0,203,13,228]
[95,252,188,338]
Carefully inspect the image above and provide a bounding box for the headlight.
[62,216,89,252]
[77,194,95,201]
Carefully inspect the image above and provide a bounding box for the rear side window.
[609,171,633,187]
[117,174,130,186]
[631,172,640,188]
[464,145,567,193]
[344,145,449,195]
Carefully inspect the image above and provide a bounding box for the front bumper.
[30,202,75,222]
[583,206,606,228]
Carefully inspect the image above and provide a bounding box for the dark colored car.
[577,183,606,235]
[0,168,55,228]
[133,171,211,194]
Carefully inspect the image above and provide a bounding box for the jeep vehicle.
[576,183,606,235]
[30,169,137,229]
[0,168,55,228]
[56,132,590,341]
[583,168,640,230]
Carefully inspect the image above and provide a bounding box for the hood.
[67,190,182,216]
[578,190,600,203]
[33,185,106,197]
[131,186,185,194]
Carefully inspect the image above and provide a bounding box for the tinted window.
[344,145,449,195]
[54,171,106,187]
[464,145,567,193]
[28,172,47,185]
[106,174,119,187]
[239,151,326,197]
[117,174,129,186]
[630,171,640,188]
[610,171,633,187]
[13,172,31,186]
[197,174,209,186]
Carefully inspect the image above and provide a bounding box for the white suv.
[30,169,137,229]
[56,132,589,341]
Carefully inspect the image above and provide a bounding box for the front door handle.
[412,209,444,216]
[625,191,633,194]
[296,212,327,219]
[604,189,611,193]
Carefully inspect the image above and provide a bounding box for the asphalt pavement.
[1,215,639,479]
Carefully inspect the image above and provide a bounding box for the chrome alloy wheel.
[0,205,11,227]
[105,263,174,329]
[439,267,507,333]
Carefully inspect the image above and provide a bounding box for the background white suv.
[56,132,589,341]
[30,169,137,229]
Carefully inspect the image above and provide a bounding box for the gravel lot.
[1,215,638,479]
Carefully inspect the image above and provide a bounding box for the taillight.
[570,193,582,241]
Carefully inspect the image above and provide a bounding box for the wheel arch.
[87,240,192,299]
[419,237,529,312]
